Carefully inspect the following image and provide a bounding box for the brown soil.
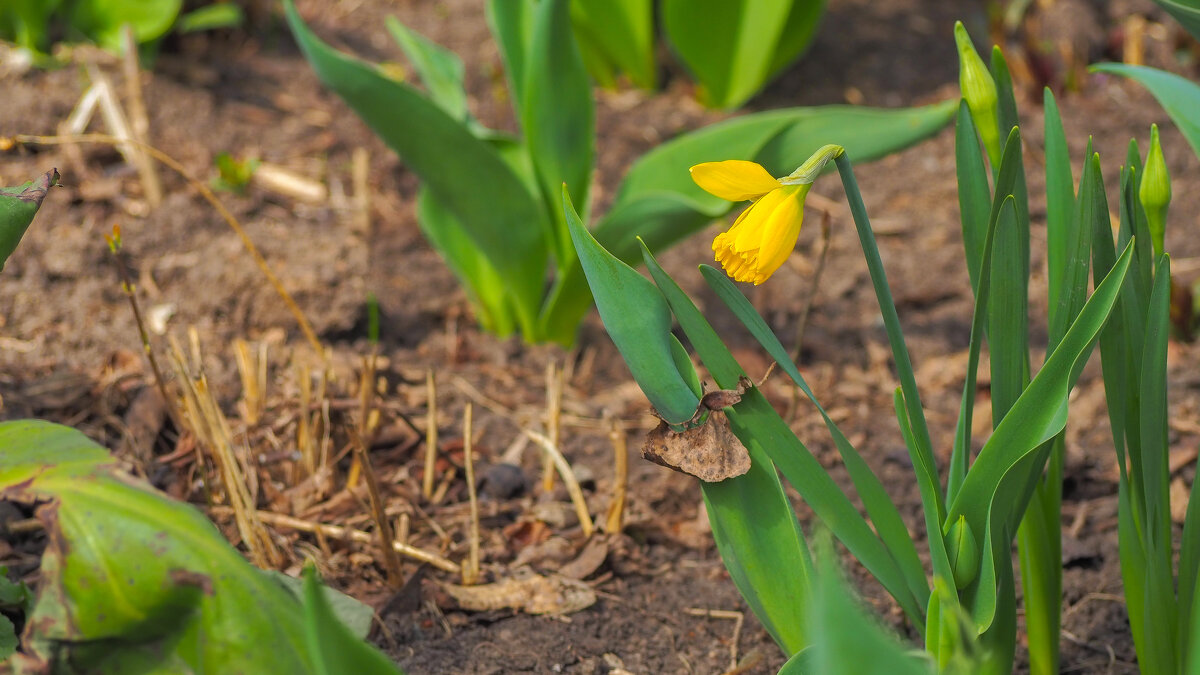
[3,0,1200,673]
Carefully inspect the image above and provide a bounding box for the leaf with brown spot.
[0,169,59,271]
[642,412,751,483]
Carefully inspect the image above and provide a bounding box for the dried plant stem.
[211,507,460,574]
[119,26,162,207]
[788,211,832,420]
[423,369,438,500]
[234,339,267,425]
[462,403,480,585]
[106,231,182,432]
[297,363,315,477]
[9,133,323,355]
[604,419,628,534]
[352,427,403,588]
[685,608,745,672]
[523,429,594,537]
[542,363,563,492]
[169,338,280,568]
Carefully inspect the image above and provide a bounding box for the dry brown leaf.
[558,536,609,580]
[442,571,596,615]
[642,412,750,483]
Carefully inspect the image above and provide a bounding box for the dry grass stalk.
[423,369,438,500]
[685,608,745,672]
[296,363,316,477]
[542,363,563,492]
[168,336,281,568]
[209,507,460,574]
[9,133,324,355]
[431,466,456,505]
[523,429,595,537]
[351,425,403,588]
[234,339,267,426]
[352,147,371,235]
[119,25,162,207]
[462,403,480,585]
[604,418,628,534]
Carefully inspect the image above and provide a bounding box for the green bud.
[779,144,845,186]
[954,22,1001,167]
[944,515,980,590]
[1140,124,1171,258]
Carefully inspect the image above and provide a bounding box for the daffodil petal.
[751,186,807,278]
[690,160,781,202]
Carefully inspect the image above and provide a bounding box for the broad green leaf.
[68,0,181,50]
[701,446,814,655]
[701,265,930,612]
[0,169,57,272]
[805,539,932,675]
[523,0,595,265]
[302,567,403,674]
[615,102,956,215]
[1091,63,1200,159]
[416,188,516,337]
[385,16,469,122]
[563,190,698,425]
[0,0,62,52]
[176,3,244,33]
[570,0,656,89]
[640,243,924,627]
[0,419,364,671]
[1152,0,1200,41]
[285,0,548,337]
[662,0,824,109]
[485,0,534,118]
[268,570,375,640]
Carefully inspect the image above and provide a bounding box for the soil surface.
[2,0,1200,673]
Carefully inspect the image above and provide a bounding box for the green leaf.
[302,566,403,674]
[268,570,376,640]
[1043,88,1075,315]
[700,265,930,613]
[948,239,1133,631]
[570,0,656,89]
[385,16,469,122]
[0,169,57,272]
[563,190,699,425]
[661,0,824,109]
[641,243,924,627]
[987,180,1029,427]
[956,101,990,295]
[68,0,182,50]
[523,0,595,265]
[0,419,358,671]
[485,0,534,117]
[1091,63,1200,159]
[1151,0,1200,41]
[175,3,244,33]
[285,0,548,338]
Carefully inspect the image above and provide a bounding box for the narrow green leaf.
[563,190,698,425]
[523,0,595,265]
[302,567,403,674]
[834,154,940,521]
[640,243,924,627]
[176,3,244,33]
[989,48,1019,151]
[956,101,990,295]
[0,169,57,272]
[1092,63,1200,159]
[701,265,930,612]
[1043,88,1074,315]
[988,193,1028,424]
[1151,0,1200,47]
[284,0,548,337]
[385,16,468,122]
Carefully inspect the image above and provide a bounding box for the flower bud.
[954,22,1001,167]
[944,515,980,590]
[1140,124,1171,258]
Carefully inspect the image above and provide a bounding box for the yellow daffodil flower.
[690,159,812,285]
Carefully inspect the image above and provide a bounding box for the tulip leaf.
[1150,0,1200,41]
[563,189,699,425]
[68,0,181,51]
[570,0,656,89]
[284,0,548,338]
[1091,63,1200,160]
[385,16,468,122]
[0,419,392,671]
[0,169,57,272]
[302,566,403,674]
